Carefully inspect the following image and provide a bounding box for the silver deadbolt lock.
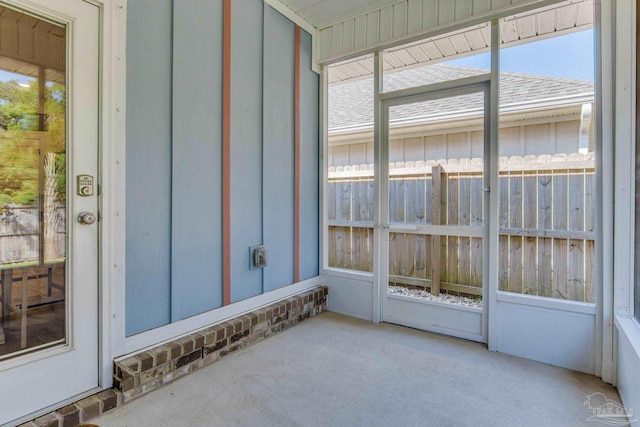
[78,212,97,225]
[77,175,94,196]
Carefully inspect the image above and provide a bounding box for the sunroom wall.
[125,0,319,336]
[317,0,638,415]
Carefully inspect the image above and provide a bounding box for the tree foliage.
[0,77,66,207]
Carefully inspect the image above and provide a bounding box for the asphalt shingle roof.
[328,63,595,131]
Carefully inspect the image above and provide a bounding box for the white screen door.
[0,0,99,423]
[381,83,489,343]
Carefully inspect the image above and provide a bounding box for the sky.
[448,29,594,82]
[0,69,33,85]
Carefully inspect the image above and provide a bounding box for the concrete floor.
[93,312,622,427]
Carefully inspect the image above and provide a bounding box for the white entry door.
[0,0,99,424]
[381,82,489,343]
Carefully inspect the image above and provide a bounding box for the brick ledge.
[18,286,328,427]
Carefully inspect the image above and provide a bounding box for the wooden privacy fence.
[327,152,596,303]
[0,205,65,266]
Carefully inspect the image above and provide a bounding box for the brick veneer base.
[18,286,328,427]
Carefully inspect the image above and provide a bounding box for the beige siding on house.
[329,119,582,167]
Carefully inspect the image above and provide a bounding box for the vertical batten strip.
[294,25,301,283]
[223,0,232,305]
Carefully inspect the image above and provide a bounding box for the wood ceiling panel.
[383,52,405,68]
[406,45,430,62]
[289,0,400,27]
[517,15,537,39]
[501,19,518,43]
[434,38,456,57]
[449,33,471,55]
[536,10,556,34]
[466,29,488,50]
[420,42,443,60]
[556,4,576,31]
[392,48,418,66]
[326,0,593,84]
[576,2,593,26]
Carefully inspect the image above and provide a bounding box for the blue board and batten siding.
[125,0,319,336]
[230,0,264,303]
[171,0,224,321]
[299,29,320,282]
[262,5,295,293]
[125,0,172,335]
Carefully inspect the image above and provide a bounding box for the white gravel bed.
[388,285,482,308]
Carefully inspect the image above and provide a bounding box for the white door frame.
[0,0,107,424]
[376,78,491,343]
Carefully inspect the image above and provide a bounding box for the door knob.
[77,212,97,225]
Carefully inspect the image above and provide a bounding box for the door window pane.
[0,6,67,359]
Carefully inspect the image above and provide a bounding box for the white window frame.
[319,0,615,382]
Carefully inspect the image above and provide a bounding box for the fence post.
[431,165,444,295]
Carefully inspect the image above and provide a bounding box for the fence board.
[405,179,416,223]
[567,170,585,301]
[328,226,337,267]
[536,172,553,297]
[585,173,595,232]
[431,166,443,225]
[498,175,509,291]
[584,239,595,303]
[459,176,471,226]
[401,232,412,276]
[352,181,362,222]
[538,238,553,297]
[499,176,509,228]
[428,231,443,292]
[354,227,372,271]
[447,174,459,284]
[424,176,433,223]
[568,170,585,231]
[334,181,343,222]
[368,180,375,222]
[552,172,568,299]
[498,235,509,291]
[327,160,595,302]
[470,174,483,227]
[537,174,552,229]
[568,240,584,301]
[508,173,523,293]
[470,236,483,288]
[457,176,471,286]
[522,172,538,295]
[327,182,336,221]
[553,239,569,299]
[414,234,427,279]
[341,181,352,221]
[424,234,433,280]
[470,175,483,288]
[448,173,459,226]
[430,166,444,294]
[389,232,398,275]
